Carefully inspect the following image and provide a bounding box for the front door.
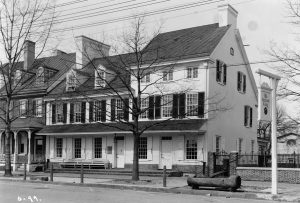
[160,137,172,169]
[35,138,45,162]
[116,137,124,168]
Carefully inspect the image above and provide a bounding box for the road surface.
[0,181,276,203]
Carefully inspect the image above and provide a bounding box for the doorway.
[160,136,172,169]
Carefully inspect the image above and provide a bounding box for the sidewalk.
[1,171,300,202]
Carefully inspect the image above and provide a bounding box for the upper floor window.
[56,103,64,123]
[94,101,102,122]
[187,67,198,79]
[116,99,124,120]
[74,102,82,123]
[237,71,246,93]
[66,70,76,91]
[186,93,198,116]
[244,105,253,128]
[216,60,227,85]
[162,95,172,117]
[33,99,42,117]
[95,66,106,88]
[19,99,27,117]
[140,97,149,119]
[162,70,173,81]
[141,72,150,83]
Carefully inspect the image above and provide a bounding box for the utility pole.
[256,69,280,195]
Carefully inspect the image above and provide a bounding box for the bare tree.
[0,0,55,176]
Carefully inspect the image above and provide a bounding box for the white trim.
[43,92,130,101]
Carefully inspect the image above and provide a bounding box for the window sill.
[217,81,226,86]
[238,90,246,94]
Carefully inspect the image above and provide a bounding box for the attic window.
[14,70,22,86]
[35,67,55,86]
[230,47,234,56]
[66,70,77,91]
[95,66,106,88]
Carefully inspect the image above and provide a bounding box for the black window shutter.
[223,64,227,85]
[198,92,205,118]
[26,100,30,117]
[81,102,86,123]
[155,96,161,119]
[111,99,116,121]
[243,75,246,93]
[250,107,253,127]
[70,103,74,123]
[244,106,248,126]
[148,96,154,119]
[216,60,220,82]
[32,100,36,116]
[63,103,67,123]
[132,97,137,120]
[89,101,94,122]
[172,94,179,118]
[101,100,106,122]
[237,72,241,91]
[179,93,186,118]
[123,98,129,121]
[52,104,56,124]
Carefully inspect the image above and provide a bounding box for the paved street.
[0,181,277,203]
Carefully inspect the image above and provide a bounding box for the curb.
[0,178,298,202]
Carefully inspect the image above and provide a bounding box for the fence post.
[163,165,166,187]
[202,162,206,176]
[207,152,215,177]
[23,163,26,180]
[50,163,53,182]
[294,152,296,168]
[80,163,84,184]
[229,151,238,176]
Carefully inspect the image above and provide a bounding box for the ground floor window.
[74,138,81,158]
[56,138,63,158]
[186,136,197,160]
[138,137,147,159]
[94,137,102,158]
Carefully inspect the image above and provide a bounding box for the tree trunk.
[132,132,139,181]
[4,130,12,176]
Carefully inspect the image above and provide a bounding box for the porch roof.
[36,119,206,135]
[0,119,44,132]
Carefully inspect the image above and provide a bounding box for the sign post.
[256,69,280,195]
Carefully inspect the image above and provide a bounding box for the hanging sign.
[258,82,272,121]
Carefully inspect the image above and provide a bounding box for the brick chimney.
[218,4,238,29]
[75,35,110,69]
[24,40,35,70]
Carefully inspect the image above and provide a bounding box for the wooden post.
[80,163,84,184]
[163,165,166,187]
[203,162,206,175]
[50,163,53,182]
[23,163,26,180]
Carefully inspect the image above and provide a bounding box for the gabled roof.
[141,23,230,64]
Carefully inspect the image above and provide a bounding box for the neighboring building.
[1,4,258,172]
[36,4,258,172]
[278,133,300,154]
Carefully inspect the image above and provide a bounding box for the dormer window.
[95,66,106,88]
[141,73,150,83]
[14,70,21,86]
[66,70,77,91]
[35,67,44,85]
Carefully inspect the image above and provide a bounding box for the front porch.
[0,129,46,172]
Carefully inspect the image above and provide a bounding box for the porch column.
[13,131,18,172]
[27,130,32,171]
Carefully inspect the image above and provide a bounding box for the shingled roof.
[142,23,230,64]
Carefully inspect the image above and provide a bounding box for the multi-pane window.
[95,68,105,88]
[34,99,42,117]
[66,71,76,91]
[162,95,172,117]
[244,105,253,127]
[162,70,173,81]
[238,138,243,155]
[94,137,102,158]
[56,103,64,123]
[116,99,124,120]
[141,73,150,83]
[140,98,149,119]
[186,136,197,160]
[74,138,81,158]
[35,67,44,85]
[94,101,102,122]
[19,100,27,117]
[216,136,221,153]
[56,138,63,158]
[216,60,227,85]
[237,72,246,93]
[74,102,81,123]
[138,137,147,159]
[187,67,198,78]
[186,93,198,116]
